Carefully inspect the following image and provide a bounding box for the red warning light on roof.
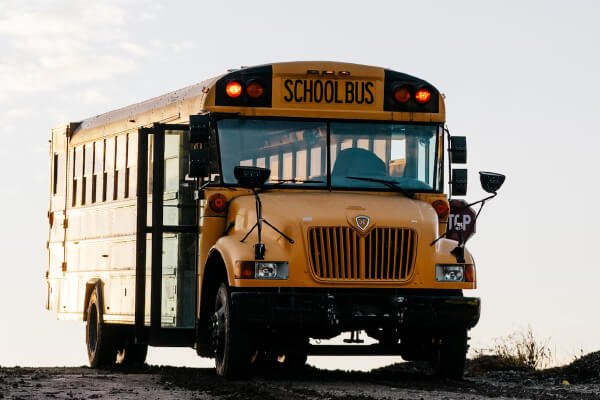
[394,86,411,103]
[246,81,264,98]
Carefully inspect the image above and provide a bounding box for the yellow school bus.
[46,61,504,378]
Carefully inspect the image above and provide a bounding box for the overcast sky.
[1,0,599,368]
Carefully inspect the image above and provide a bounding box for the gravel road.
[2,352,599,399]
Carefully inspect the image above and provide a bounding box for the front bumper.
[230,288,480,337]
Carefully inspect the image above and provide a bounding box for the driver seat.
[331,148,387,177]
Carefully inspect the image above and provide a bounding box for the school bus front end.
[193,62,483,378]
[210,189,480,336]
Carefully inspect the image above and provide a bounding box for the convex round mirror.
[479,171,505,193]
[234,166,271,188]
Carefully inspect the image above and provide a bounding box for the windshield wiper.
[273,178,324,184]
[346,176,413,198]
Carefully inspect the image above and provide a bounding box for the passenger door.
[135,123,198,345]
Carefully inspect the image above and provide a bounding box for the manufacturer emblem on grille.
[355,215,370,231]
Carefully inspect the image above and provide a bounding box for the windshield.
[217,119,442,192]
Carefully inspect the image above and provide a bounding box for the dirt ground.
[2,352,600,400]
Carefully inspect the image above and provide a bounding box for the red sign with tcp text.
[446,199,477,242]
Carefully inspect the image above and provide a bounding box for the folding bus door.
[135,123,198,346]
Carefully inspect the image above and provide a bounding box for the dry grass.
[470,327,553,372]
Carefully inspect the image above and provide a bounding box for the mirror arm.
[458,192,497,213]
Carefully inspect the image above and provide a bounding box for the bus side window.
[53,154,59,195]
[296,149,307,180]
[282,152,292,180]
[374,139,386,163]
[94,140,104,203]
[310,146,321,178]
[127,132,137,198]
[357,138,369,150]
[390,139,406,177]
[116,135,127,199]
[269,154,279,181]
[330,144,337,168]
[52,152,66,195]
[84,143,94,205]
[73,146,84,207]
[105,137,116,201]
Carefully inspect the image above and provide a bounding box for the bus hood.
[227,191,439,245]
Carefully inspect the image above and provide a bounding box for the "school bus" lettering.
[283,79,374,105]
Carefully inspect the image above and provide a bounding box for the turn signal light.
[208,193,228,213]
[225,81,243,98]
[246,81,264,98]
[465,264,475,282]
[234,261,255,279]
[432,200,450,218]
[393,86,411,103]
[415,88,432,104]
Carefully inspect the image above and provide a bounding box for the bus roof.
[67,61,445,145]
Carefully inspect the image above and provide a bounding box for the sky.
[1,0,599,368]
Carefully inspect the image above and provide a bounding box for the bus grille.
[307,227,417,281]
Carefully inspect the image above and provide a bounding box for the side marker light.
[209,193,228,213]
[432,200,450,218]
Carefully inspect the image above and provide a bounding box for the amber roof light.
[225,81,243,98]
[415,88,432,104]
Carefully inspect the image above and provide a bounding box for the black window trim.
[210,114,444,194]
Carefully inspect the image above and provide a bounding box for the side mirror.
[189,114,210,143]
[234,166,271,188]
[479,171,505,193]
[188,114,211,178]
[189,149,209,177]
[451,168,468,196]
[449,136,467,164]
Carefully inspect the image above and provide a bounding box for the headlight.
[436,264,465,282]
[255,262,289,280]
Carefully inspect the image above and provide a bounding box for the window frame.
[213,115,443,193]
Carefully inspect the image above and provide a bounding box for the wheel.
[116,333,148,367]
[210,283,252,378]
[434,330,468,379]
[400,335,437,362]
[86,287,116,368]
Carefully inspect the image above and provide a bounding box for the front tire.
[211,283,252,378]
[434,330,468,379]
[86,287,116,368]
